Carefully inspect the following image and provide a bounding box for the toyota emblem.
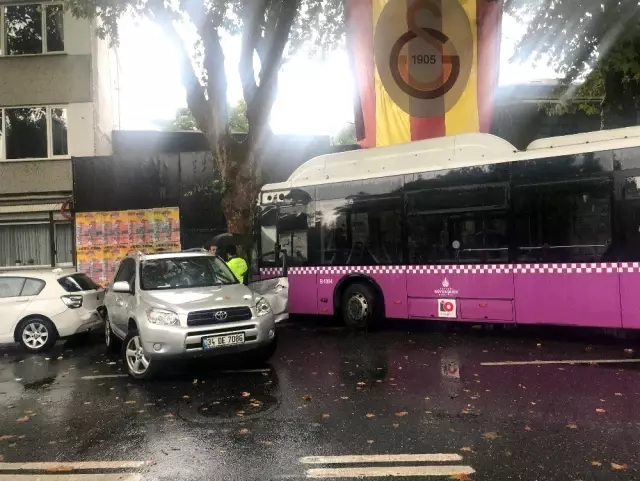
[214,311,228,321]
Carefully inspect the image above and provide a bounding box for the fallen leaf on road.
[15,416,29,423]
[460,447,473,452]
[303,395,313,401]
[482,432,499,440]
[125,400,136,405]
[357,382,366,386]
[182,395,190,399]
[614,392,623,396]
[250,402,261,408]
[193,379,198,385]
[395,411,408,417]
[392,423,399,428]
[241,392,250,397]
[591,461,602,466]
[624,348,634,354]
[611,463,628,471]
[367,440,375,444]
[340,396,349,400]
[524,425,532,431]
[46,466,73,473]
[238,428,249,435]
[311,422,321,427]
[0,436,14,441]
[449,474,472,481]
[260,441,273,445]
[322,413,330,419]
[365,413,376,419]
[595,408,606,413]
[566,424,578,429]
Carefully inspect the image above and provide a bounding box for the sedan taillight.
[61,295,83,309]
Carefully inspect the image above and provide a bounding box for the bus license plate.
[202,332,245,349]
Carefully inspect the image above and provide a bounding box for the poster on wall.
[76,207,181,286]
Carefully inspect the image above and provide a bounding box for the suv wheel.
[122,329,158,380]
[18,317,57,353]
[104,313,119,352]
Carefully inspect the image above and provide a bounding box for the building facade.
[0,1,120,269]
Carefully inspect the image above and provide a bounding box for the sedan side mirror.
[112,281,132,293]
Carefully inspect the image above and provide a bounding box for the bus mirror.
[452,240,461,250]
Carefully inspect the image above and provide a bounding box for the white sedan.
[0,270,105,352]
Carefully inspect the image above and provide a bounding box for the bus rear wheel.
[341,282,380,330]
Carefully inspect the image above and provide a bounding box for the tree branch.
[148,0,210,134]
[239,0,269,109]
[252,0,298,133]
[181,0,229,141]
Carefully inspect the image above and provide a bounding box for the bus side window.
[513,178,612,262]
[618,176,640,261]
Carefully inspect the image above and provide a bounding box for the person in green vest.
[225,245,248,283]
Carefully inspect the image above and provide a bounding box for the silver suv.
[103,252,276,379]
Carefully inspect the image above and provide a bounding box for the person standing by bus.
[225,245,248,283]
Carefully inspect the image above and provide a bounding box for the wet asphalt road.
[1,321,640,481]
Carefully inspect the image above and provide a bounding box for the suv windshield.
[140,256,238,291]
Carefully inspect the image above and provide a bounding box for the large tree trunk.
[220,144,258,235]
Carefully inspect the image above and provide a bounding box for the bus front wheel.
[341,282,380,330]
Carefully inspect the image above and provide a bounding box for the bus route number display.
[438,299,457,318]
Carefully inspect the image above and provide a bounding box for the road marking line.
[305,465,475,478]
[81,368,270,380]
[481,358,640,366]
[300,454,463,464]
[0,461,150,470]
[2,475,142,481]
[213,368,272,374]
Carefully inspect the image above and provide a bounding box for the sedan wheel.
[18,318,57,352]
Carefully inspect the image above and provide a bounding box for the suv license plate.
[202,332,245,349]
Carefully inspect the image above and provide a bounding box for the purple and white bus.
[255,126,640,330]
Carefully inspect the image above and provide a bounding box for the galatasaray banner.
[346,0,503,147]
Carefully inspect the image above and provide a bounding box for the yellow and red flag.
[346,0,503,147]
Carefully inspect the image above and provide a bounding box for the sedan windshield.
[140,256,237,291]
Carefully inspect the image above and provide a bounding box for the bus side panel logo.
[438,298,457,318]
[373,0,474,118]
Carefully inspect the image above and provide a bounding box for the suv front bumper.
[138,313,276,359]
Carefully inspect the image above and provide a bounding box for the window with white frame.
[1,3,64,55]
[0,106,68,160]
[0,220,73,268]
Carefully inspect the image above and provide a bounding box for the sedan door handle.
[14,298,30,303]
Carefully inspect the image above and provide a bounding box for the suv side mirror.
[113,281,132,293]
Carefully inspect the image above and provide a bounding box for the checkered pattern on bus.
[260,262,640,276]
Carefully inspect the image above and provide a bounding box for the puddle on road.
[180,393,279,424]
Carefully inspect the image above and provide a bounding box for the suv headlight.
[146,308,180,326]
[256,297,271,316]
